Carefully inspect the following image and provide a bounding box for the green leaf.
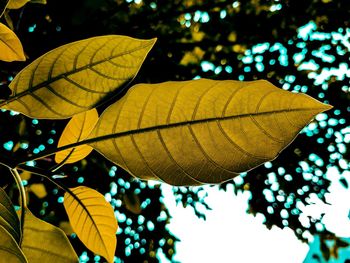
[21,210,78,262]
[0,22,26,62]
[88,79,332,186]
[64,186,118,263]
[0,187,21,243]
[0,225,27,262]
[3,35,156,119]
[55,108,98,164]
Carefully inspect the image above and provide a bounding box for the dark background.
[1,0,350,262]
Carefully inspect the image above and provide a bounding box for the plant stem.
[10,168,26,241]
[17,165,78,205]
[10,168,27,209]
[17,165,68,192]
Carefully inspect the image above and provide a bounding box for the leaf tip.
[321,103,333,112]
[148,37,157,48]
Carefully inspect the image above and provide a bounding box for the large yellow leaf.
[21,210,78,262]
[55,109,98,164]
[64,186,118,263]
[2,35,156,119]
[0,225,27,262]
[0,187,21,244]
[0,23,25,62]
[88,79,332,186]
[7,0,29,9]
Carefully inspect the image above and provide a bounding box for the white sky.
[155,164,350,263]
[159,184,310,263]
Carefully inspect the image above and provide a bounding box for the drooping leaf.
[7,0,29,9]
[88,79,332,186]
[64,186,118,263]
[21,210,78,263]
[0,23,25,62]
[0,225,27,262]
[2,35,156,119]
[4,11,14,30]
[55,109,98,164]
[0,0,9,17]
[0,187,21,243]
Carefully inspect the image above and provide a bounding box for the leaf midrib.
[2,39,155,105]
[88,107,327,145]
[17,106,328,164]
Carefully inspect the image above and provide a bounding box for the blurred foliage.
[1,0,350,261]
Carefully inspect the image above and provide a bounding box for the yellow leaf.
[232,44,246,53]
[0,225,27,262]
[55,109,98,164]
[180,47,205,66]
[88,79,332,186]
[3,35,156,119]
[0,22,25,62]
[21,210,78,262]
[228,32,237,42]
[19,170,31,181]
[192,31,205,42]
[29,183,47,198]
[59,221,74,235]
[30,0,46,4]
[0,187,21,244]
[64,186,118,263]
[7,0,29,9]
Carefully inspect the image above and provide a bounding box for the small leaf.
[88,79,332,186]
[7,0,29,9]
[180,47,205,66]
[64,186,118,263]
[336,238,349,248]
[28,183,47,199]
[4,11,14,30]
[0,22,25,62]
[339,177,348,189]
[21,210,78,262]
[0,225,27,262]
[19,171,31,181]
[30,0,46,4]
[0,187,21,243]
[123,193,141,214]
[55,109,98,164]
[3,35,156,119]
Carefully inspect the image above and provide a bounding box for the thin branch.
[10,168,27,209]
[9,168,26,242]
[17,164,68,192]
[50,149,74,172]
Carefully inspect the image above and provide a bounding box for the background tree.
[0,0,349,261]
